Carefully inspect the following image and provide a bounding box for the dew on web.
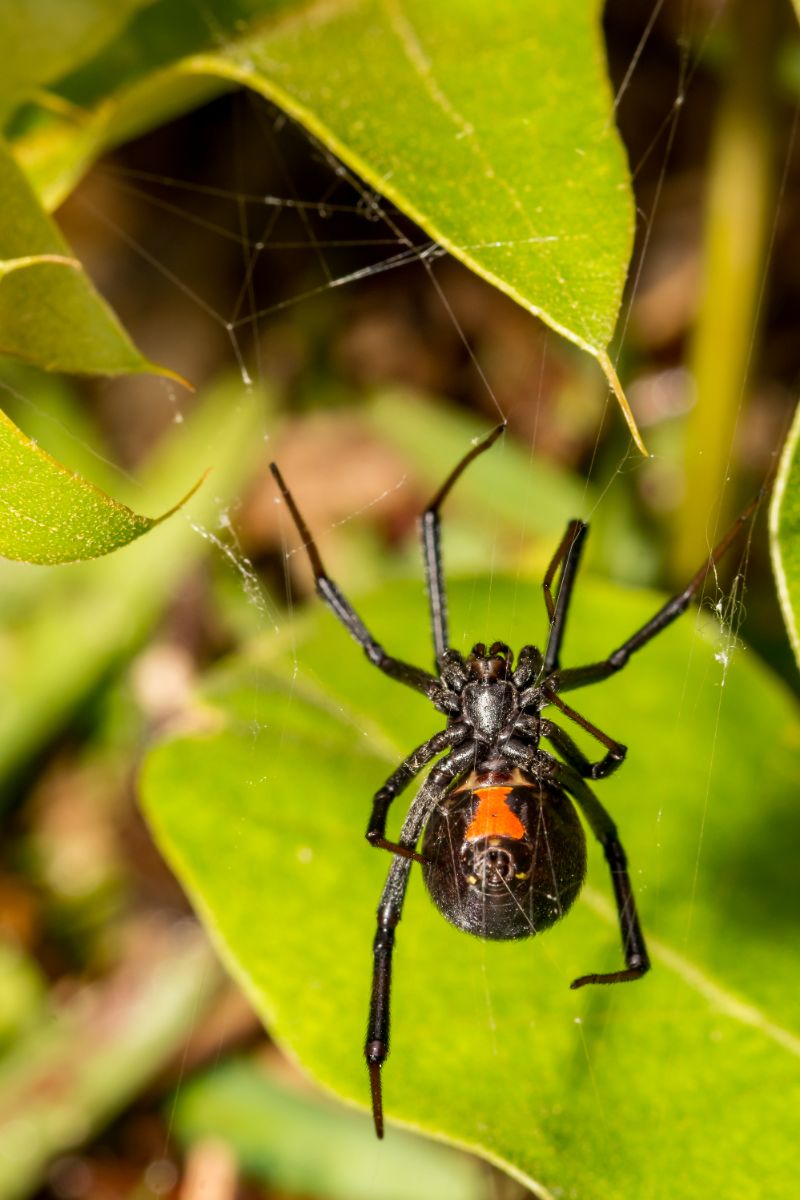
[189,518,280,633]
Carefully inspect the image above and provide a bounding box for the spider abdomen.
[420,774,587,940]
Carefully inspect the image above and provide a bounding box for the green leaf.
[172,1056,488,1200]
[366,390,594,539]
[13,0,643,448]
[0,0,153,114]
[0,140,182,380]
[0,373,267,790]
[770,400,800,669]
[0,407,205,564]
[0,942,47,1054]
[141,576,800,1197]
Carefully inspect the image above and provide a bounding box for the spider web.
[4,0,797,1193]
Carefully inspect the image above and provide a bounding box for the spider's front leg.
[548,492,761,697]
[366,742,475,1138]
[270,463,441,700]
[366,724,469,863]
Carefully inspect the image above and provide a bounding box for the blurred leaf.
[367,392,655,590]
[141,574,800,1198]
[0,407,204,564]
[13,0,643,448]
[770,400,800,670]
[0,140,182,380]
[173,1056,488,1200]
[0,374,267,790]
[0,942,47,1053]
[367,390,594,538]
[0,0,153,114]
[0,924,219,1200]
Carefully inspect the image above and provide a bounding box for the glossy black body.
[422,773,587,939]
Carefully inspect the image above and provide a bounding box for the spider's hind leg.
[553,763,650,988]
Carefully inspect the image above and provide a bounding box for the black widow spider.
[270,426,756,1139]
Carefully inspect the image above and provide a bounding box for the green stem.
[674,0,777,581]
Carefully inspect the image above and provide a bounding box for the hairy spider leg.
[557,765,650,987]
[540,715,626,781]
[366,742,476,1137]
[504,739,649,988]
[548,492,761,695]
[269,463,440,700]
[542,519,589,673]
[366,724,470,862]
[419,422,506,667]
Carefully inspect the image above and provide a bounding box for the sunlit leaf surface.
[14,0,641,446]
[141,575,800,1198]
[770,400,800,670]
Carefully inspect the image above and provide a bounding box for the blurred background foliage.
[1,0,800,1198]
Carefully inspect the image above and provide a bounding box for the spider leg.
[270,463,440,700]
[548,494,760,695]
[499,739,648,987]
[513,645,544,687]
[366,742,476,1138]
[419,423,505,667]
[542,520,588,674]
[540,699,626,779]
[366,725,469,862]
[552,762,649,987]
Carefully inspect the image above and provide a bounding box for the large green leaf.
[141,574,800,1198]
[14,0,642,448]
[770,400,800,669]
[0,0,152,114]
[0,406,204,564]
[0,141,180,380]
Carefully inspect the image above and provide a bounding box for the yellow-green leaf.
[0,140,182,380]
[0,0,153,114]
[141,575,800,1197]
[770,400,800,669]
[0,373,267,786]
[0,407,204,564]
[14,0,643,448]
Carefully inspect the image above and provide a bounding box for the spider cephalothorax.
[270,423,756,1139]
